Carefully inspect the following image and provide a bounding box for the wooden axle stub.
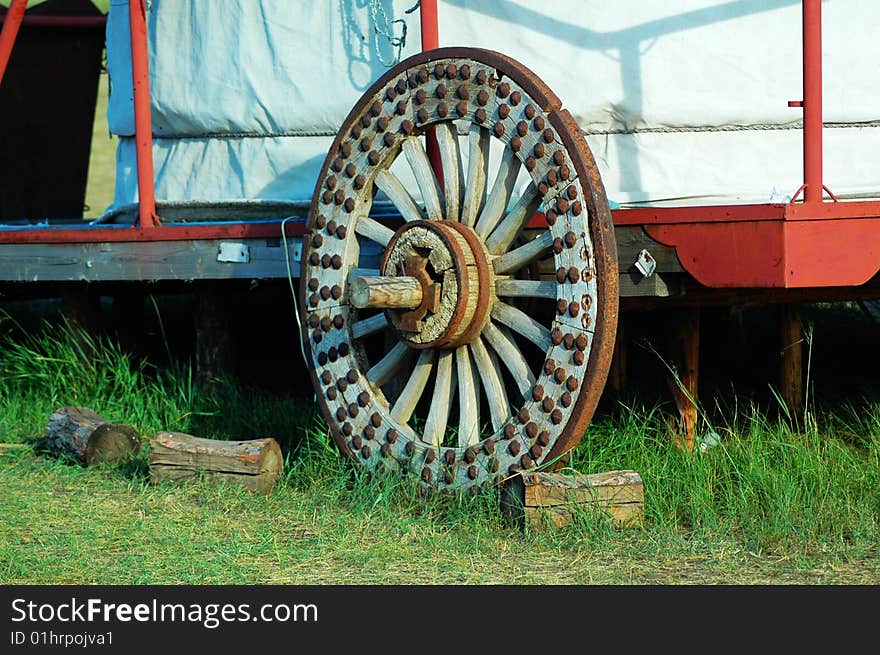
[380,219,493,350]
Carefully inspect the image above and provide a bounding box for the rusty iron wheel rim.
[300,47,618,491]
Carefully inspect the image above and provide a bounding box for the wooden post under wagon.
[667,308,700,450]
[779,303,804,418]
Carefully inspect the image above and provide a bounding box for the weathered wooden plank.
[402,137,444,221]
[495,278,557,299]
[375,169,426,223]
[481,321,535,399]
[618,271,683,298]
[0,237,387,283]
[485,183,542,256]
[475,146,521,239]
[455,344,481,447]
[0,239,292,282]
[503,469,644,530]
[351,313,389,340]
[390,349,434,424]
[492,231,553,275]
[524,501,643,529]
[366,342,410,388]
[422,350,454,447]
[522,470,644,507]
[469,335,508,431]
[435,121,463,223]
[460,124,490,227]
[615,226,683,273]
[491,301,552,352]
[0,221,689,287]
[355,215,395,247]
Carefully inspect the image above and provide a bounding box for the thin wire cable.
[281,216,309,372]
[136,121,880,140]
[368,0,409,67]
[581,119,880,136]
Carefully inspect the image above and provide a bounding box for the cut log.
[149,431,283,494]
[502,469,644,530]
[44,406,141,466]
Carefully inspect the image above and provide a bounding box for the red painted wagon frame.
[1,0,879,291]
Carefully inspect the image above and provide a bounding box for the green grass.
[0,317,877,584]
[4,28,875,585]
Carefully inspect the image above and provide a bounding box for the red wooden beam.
[0,15,107,28]
[607,200,880,226]
[801,0,824,204]
[0,221,307,245]
[645,217,880,288]
[788,0,828,205]
[129,0,159,229]
[420,0,443,188]
[608,203,788,227]
[0,0,26,86]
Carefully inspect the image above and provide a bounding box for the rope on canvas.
[368,0,421,67]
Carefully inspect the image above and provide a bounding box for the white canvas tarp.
[104,0,880,219]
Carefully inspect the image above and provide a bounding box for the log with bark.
[148,431,283,493]
[43,406,141,466]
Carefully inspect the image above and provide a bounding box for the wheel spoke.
[348,267,380,284]
[390,349,435,424]
[422,350,455,447]
[475,145,522,239]
[402,137,443,221]
[355,215,395,247]
[470,335,508,431]
[375,169,424,223]
[460,124,489,227]
[495,279,558,299]
[491,301,552,351]
[351,313,388,340]
[456,345,480,447]
[435,122,463,223]
[492,231,554,275]
[366,342,410,387]
[485,183,543,255]
[482,321,536,399]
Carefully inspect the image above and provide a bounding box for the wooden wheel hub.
[381,220,493,349]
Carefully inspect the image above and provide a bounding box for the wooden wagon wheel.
[300,48,618,491]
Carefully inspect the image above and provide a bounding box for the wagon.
[2,0,878,491]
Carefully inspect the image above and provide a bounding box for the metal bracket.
[217,242,250,263]
[399,254,441,332]
[634,249,656,278]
